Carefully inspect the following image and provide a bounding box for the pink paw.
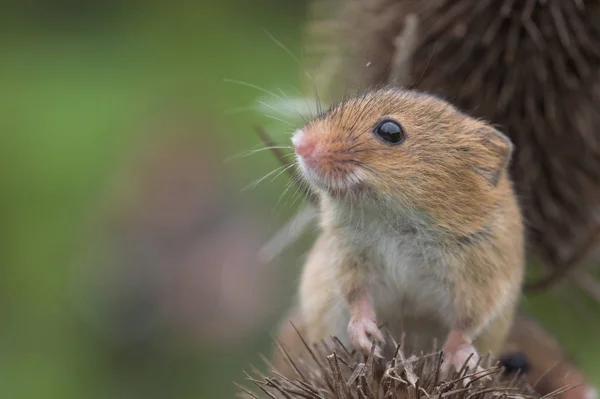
[441,343,486,382]
[347,315,385,358]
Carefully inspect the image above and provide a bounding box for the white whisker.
[241,164,289,192]
[263,28,303,65]
[274,179,296,213]
[277,87,313,120]
[223,146,293,163]
[223,78,307,122]
[290,178,310,208]
[290,84,317,119]
[264,114,294,126]
[263,29,323,116]
[270,162,297,183]
[257,100,291,118]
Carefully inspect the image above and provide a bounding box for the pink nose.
[293,136,316,159]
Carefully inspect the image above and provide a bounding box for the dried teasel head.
[236,331,557,399]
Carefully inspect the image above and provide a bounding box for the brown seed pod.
[300,0,600,292]
[236,328,550,399]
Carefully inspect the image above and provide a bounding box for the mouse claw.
[348,315,385,358]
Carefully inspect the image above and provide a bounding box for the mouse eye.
[374,120,405,144]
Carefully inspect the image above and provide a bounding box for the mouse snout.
[292,130,321,171]
[292,128,361,197]
[292,131,316,159]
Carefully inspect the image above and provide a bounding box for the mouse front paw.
[441,343,479,373]
[441,343,488,384]
[347,315,385,358]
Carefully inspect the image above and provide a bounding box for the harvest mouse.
[288,87,524,374]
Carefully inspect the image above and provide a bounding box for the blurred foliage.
[0,1,310,398]
[1,1,600,399]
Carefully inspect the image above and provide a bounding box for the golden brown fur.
[284,87,525,371]
[298,89,515,235]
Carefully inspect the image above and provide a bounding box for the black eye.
[374,120,405,144]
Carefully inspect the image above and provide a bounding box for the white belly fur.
[300,215,455,355]
[366,220,453,352]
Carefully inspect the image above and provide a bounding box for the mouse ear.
[470,124,514,187]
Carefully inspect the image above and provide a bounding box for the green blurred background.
[0,1,599,398]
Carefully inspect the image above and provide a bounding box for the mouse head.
[292,88,514,232]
